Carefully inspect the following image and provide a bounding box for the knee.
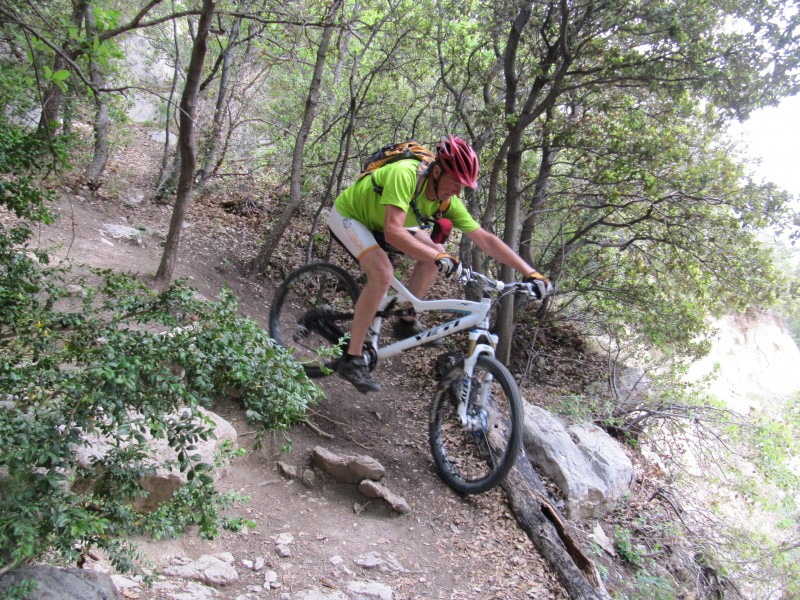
[366,262,394,290]
[379,262,397,288]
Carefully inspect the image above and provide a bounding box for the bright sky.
[728,95,800,200]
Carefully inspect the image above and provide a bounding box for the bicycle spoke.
[269,264,359,377]
[429,355,523,494]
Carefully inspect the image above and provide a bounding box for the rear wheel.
[429,354,523,494]
[269,263,360,377]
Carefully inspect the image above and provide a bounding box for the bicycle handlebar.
[458,268,537,297]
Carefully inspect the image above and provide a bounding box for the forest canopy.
[1,0,797,363]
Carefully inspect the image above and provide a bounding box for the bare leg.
[347,248,393,356]
[402,232,444,321]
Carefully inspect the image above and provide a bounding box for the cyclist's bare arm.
[383,205,442,262]
[465,227,538,275]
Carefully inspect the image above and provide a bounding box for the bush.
[0,123,323,579]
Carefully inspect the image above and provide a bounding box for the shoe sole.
[354,383,381,394]
[336,370,381,394]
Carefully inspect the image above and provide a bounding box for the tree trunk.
[84,3,110,183]
[304,9,357,262]
[496,132,525,365]
[493,3,532,364]
[502,452,610,600]
[249,0,342,276]
[306,116,352,263]
[520,148,555,268]
[197,14,242,184]
[155,13,182,198]
[482,403,609,599]
[154,0,216,286]
[521,103,576,270]
[38,59,67,135]
[37,0,89,135]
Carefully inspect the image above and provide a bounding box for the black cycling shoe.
[336,355,381,394]
[393,318,444,347]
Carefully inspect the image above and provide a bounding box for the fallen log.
[435,354,610,598]
[483,400,609,599]
[502,450,609,599]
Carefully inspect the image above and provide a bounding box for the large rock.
[522,404,633,519]
[162,553,239,586]
[0,565,122,599]
[75,406,237,511]
[99,223,147,246]
[312,446,385,483]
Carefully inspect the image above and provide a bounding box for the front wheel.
[269,263,360,377]
[429,354,524,494]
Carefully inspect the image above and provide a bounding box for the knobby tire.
[429,354,524,494]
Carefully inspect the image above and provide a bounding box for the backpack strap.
[408,172,429,227]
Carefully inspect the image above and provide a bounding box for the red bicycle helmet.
[435,135,479,189]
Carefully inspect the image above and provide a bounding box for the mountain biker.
[328,135,553,393]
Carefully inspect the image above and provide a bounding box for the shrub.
[0,123,323,579]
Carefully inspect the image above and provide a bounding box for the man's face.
[434,169,464,200]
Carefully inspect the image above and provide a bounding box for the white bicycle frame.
[365,273,499,360]
[363,270,505,431]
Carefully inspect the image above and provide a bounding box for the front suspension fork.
[457,337,497,431]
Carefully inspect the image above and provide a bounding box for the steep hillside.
[686,311,800,413]
[24,124,798,599]
[32,129,570,599]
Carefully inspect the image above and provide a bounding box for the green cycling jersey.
[335,159,479,233]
